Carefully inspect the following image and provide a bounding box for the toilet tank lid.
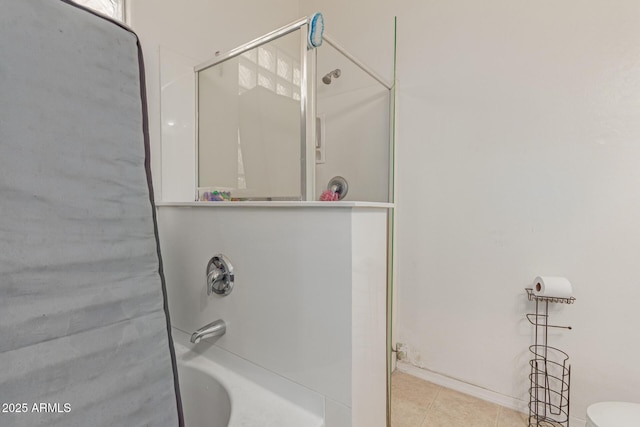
[587,402,640,426]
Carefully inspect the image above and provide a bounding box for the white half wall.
[157,206,353,405]
[351,209,387,426]
[156,204,389,427]
[300,0,640,422]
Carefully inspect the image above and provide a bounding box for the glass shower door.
[315,38,392,203]
[196,29,305,201]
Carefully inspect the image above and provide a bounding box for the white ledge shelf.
[156,201,394,209]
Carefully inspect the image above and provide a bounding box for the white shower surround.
[157,203,390,427]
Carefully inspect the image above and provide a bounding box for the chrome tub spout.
[190,319,226,344]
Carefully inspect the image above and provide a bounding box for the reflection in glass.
[315,42,390,202]
[197,30,302,200]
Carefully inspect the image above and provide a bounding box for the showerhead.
[322,68,341,85]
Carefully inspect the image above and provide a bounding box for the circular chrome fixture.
[206,254,234,296]
[327,176,349,200]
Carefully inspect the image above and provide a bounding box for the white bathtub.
[177,362,231,427]
[172,328,325,427]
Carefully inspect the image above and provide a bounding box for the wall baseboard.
[395,362,585,427]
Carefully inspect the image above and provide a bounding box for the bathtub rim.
[172,328,325,425]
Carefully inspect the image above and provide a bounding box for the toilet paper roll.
[532,276,573,299]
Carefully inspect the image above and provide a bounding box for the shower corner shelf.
[525,288,575,427]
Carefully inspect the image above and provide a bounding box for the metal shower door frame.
[193,17,316,201]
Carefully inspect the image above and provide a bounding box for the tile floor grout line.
[419,383,440,427]
[427,385,441,411]
[417,408,428,427]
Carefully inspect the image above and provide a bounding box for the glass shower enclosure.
[195,15,394,202]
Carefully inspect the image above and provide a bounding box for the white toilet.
[586,402,640,427]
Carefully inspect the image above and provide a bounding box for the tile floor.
[391,371,530,427]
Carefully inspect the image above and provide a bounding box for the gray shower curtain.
[0,1,183,426]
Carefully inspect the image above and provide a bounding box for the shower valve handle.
[206,254,234,296]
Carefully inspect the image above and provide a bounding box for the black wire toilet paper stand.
[525,288,575,427]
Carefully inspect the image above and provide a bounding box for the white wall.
[300,0,640,423]
[128,0,300,201]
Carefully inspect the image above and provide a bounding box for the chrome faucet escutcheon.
[207,254,234,296]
